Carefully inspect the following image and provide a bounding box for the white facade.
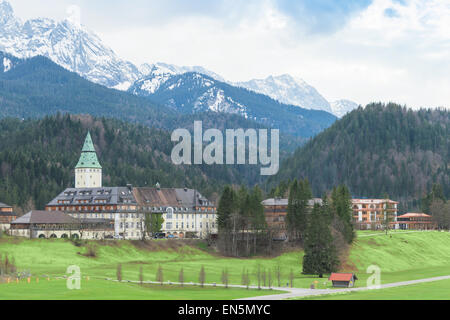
[162,209,217,238]
[75,168,102,188]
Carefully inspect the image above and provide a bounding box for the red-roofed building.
[329,273,358,288]
[397,213,436,230]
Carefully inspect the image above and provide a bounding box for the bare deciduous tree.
[221,268,229,288]
[289,269,294,288]
[275,265,281,287]
[179,268,184,287]
[262,268,266,287]
[199,265,206,288]
[139,266,143,285]
[256,264,261,290]
[116,263,122,282]
[156,265,163,285]
[268,270,272,289]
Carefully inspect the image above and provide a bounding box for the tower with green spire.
[75,132,102,188]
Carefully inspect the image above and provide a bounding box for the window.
[166,207,173,219]
[166,222,172,230]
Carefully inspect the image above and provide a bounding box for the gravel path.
[100,274,450,300]
[237,275,450,300]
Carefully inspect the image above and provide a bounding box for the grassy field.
[0,230,449,299]
[0,277,282,300]
[343,230,450,287]
[297,279,450,300]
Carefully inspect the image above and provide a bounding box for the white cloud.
[97,0,450,109]
[6,0,450,109]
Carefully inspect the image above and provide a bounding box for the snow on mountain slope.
[0,1,354,120]
[130,62,226,96]
[236,74,333,113]
[0,1,140,88]
[330,99,359,118]
[0,51,19,72]
[2,56,11,72]
[147,72,248,116]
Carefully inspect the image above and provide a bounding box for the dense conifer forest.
[269,103,450,212]
[0,114,267,212]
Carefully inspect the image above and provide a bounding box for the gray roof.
[11,211,79,224]
[262,198,288,206]
[133,187,211,208]
[0,202,12,208]
[262,198,323,206]
[47,187,137,206]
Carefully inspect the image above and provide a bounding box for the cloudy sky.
[6,0,450,108]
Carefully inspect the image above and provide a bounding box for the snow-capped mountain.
[145,72,248,116]
[139,72,337,137]
[130,62,225,96]
[330,99,359,118]
[236,74,333,113]
[0,0,140,89]
[0,0,354,120]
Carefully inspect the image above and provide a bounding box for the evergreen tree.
[421,184,446,213]
[302,204,340,278]
[286,179,312,242]
[331,185,355,244]
[217,186,236,232]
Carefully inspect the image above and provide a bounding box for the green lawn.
[0,278,281,300]
[0,237,306,288]
[344,230,450,287]
[0,230,449,299]
[297,279,450,300]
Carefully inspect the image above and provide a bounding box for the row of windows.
[53,206,136,212]
[119,222,142,229]
[165,213,216,220]
[123,231,140,238]
[77,169,101,173]
[165,221,215,230]
[143,206,215,213]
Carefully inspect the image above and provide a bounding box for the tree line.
[0,114,262,213]
[268,103,450,213]
[216,180,355,277]
[422,184,449,230]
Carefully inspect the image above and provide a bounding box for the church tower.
[75,132,102,188]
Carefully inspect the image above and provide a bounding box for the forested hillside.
[268,103,450,212]
[0,52,306,153]
[0,114,271,212]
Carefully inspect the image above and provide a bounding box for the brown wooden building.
[397,213,436,230]
[262,198,323,240]
[0,202,16,232]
